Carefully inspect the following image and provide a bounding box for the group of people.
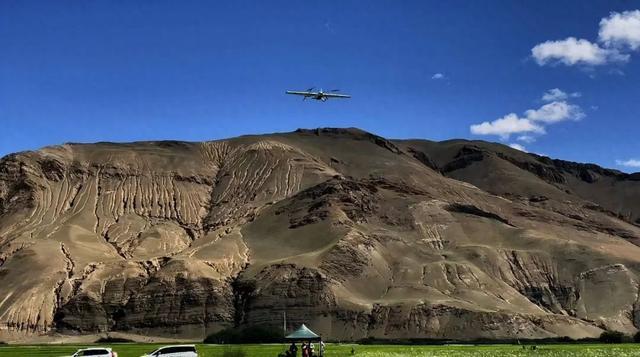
[286,341,325,357]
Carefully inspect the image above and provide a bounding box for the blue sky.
[1,1,639,171]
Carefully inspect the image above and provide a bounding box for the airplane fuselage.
[313,92,328,101]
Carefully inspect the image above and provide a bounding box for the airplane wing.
[286,91,315,96]
[323,93,351,98]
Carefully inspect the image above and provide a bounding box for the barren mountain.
[1,128,640,342]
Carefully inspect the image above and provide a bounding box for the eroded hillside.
[1,128,640,341]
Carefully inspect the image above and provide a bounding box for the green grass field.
[2,343,640,357]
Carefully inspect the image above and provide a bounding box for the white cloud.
[470,113,545,139]
[517,135,536,143]
[470,90,585,141]
[432,73,445,80]
[531,37,628,66]
[524,101,585,123]
[532,10,640,68]
[599,10,640,50]
[541,88,581,102]
[508,143,528,152]
[609,68,626,76]
[616,159,640,168]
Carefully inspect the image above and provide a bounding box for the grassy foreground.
[2,343,640,357]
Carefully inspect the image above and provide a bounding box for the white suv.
[142,345,198,357]
[71,347,117,357]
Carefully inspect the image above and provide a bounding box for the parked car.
[141,345,198,357]
[69,347,117,357]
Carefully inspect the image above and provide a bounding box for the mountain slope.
[396,139,640,224]
[1,128,639,342]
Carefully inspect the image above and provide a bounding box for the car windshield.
[81,350,109,356]
[175,346,196,352]
[151,346,196,355]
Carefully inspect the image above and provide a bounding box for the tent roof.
[285,324,321,340]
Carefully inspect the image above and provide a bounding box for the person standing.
[289,342,298,357]
[301,342,308,357]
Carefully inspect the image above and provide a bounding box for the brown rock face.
[1,128,640,341]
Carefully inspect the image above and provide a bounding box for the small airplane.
[286,87,351,101]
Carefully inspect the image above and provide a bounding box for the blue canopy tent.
[282,324,324,357]
[285,324,321,342]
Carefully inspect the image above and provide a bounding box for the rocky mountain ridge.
[1,128,639,342]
